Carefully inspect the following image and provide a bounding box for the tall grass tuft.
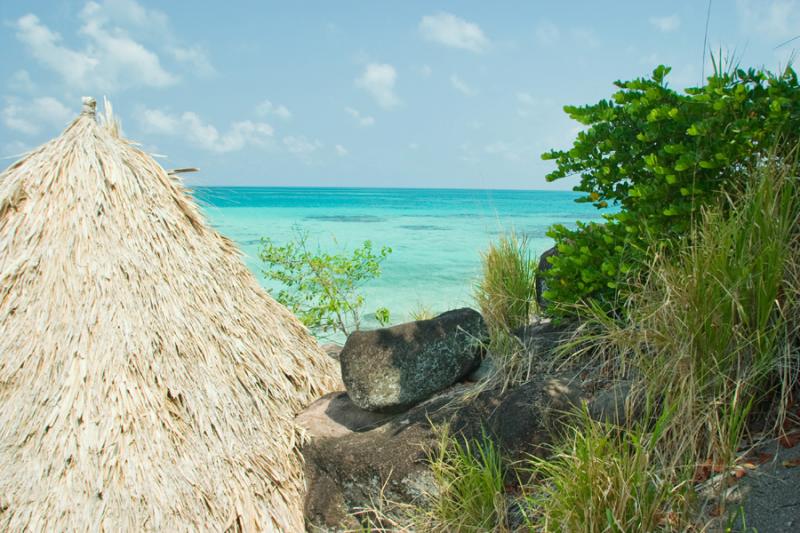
[421,427,507,532]
[569,156,800,517]
[639,161,797,468]
[475,232,538,333]
[524,408,692,532]
[409,303,436,321]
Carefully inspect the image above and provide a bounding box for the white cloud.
[139,108,179,134]
[283,135,322,156]
[14,14,100,90]
[335,144,348,157]
[344,107,375,126]
[14,10,175,92]
[85,0,169,33]
[256,100,292,120]
[79,12,177,88]
[355,63,399,109]
[408,142,419,150]
[737,0,800,40]
[450,74,477,96]
[535,20,560,45]
[8,70,36,92]
[2,96,74,135]
[459,142,479,163]
[13,0,213,92]
[139,108,274,153]
[649,15,681,32]
[87,0,213,74]
[419,12,489,52]
[419,64,433,77]
[169,45,215,76]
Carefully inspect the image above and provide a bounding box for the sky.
[0,1,798,190]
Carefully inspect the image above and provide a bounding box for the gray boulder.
[487,374,585,460]
[587,380,643,426]
[320,342,343,361]
[535,246,558,309]
[301,385,475,530]
[301,371,601,530]
[340,308,487,413]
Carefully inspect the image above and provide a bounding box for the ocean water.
[193,187,604,338]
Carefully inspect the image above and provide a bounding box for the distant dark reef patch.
[306,215,386,223]
[398,224,450,231]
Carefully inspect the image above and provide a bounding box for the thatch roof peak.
[81,96,96,116]
[0,101,339,531]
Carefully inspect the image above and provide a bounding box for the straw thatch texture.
[0,99,340,532]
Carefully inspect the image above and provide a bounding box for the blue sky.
[1,1,798,189]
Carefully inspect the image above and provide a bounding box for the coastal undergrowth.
[474,232,541,390]
[421,428,508,532]
[522,407,692,532]
[259,227,392,338]
[386,158,800,532]
[561,156,800,525]
[475,232,538,334]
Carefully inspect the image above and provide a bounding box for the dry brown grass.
[0,98,340,531]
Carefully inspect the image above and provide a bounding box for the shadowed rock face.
[300,372,602,530]
[535,246,558,309]
[340,308,487,413]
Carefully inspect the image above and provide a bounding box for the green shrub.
[475,232,538,332]
[259,229,391,337]
[374,306,391,326]
[543,64,800,314]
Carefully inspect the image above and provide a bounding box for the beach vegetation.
[390,152,800,532]
[374,306,391,326]
[542,63,800,316]
[475,232,538,333]
[420,427,508,532]
[557,157,800,525]
[409,303,436,321]
[522,407,691,532]
[260,229,392,336]
[474,233,540,391]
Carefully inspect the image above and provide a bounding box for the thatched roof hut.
[0,98,340,531]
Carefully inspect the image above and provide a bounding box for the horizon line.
[189,184,578,193]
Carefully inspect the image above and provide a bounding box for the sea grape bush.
[260,229,392,337]
[542,64,800,314]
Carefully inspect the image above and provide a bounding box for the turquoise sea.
[193,187,603,339]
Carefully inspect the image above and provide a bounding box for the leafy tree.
[260,229,392,337]
[542,64,800,314]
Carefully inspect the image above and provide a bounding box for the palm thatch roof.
[0,98,340,531]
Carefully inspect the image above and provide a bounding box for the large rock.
[302,384,479,530]
[340,308,487,413]
[488,374,585,460]
[514,319,572,361]
[535,246,558,309]
[320,342,344,361]
[300,370,619,530]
